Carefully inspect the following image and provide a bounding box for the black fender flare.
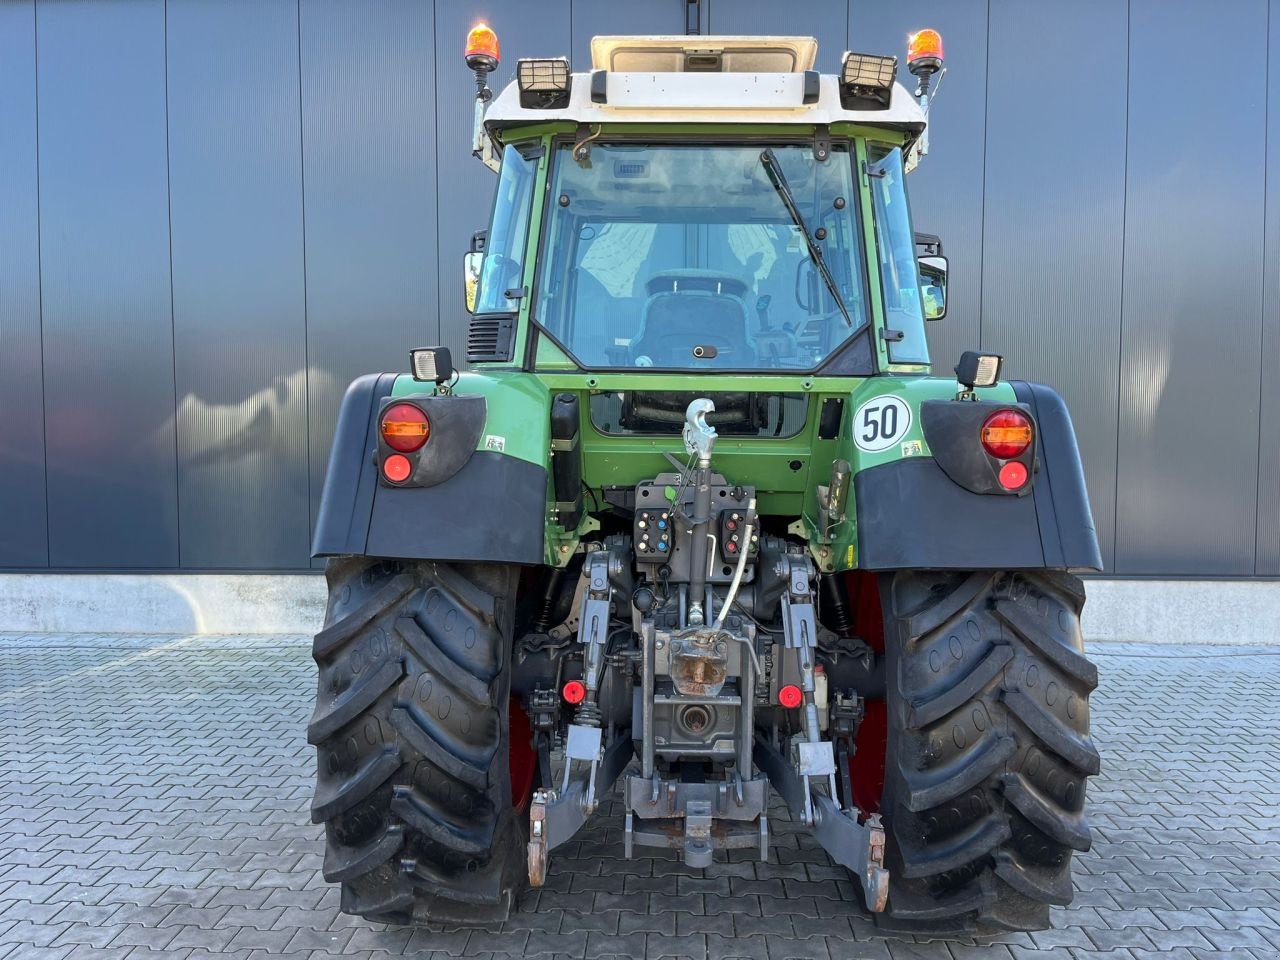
[854,381,1102,572]
[312,374,547,564]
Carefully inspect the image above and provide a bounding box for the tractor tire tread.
[881,570,1097,935]
[310,558,522,925]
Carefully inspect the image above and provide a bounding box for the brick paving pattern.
[0,632,1277,959]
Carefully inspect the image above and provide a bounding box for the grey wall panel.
[708,0,847,73]
[1115,0,1267,575]
[433,1,572,362]
[301,0,438,543]
[36,0,178,568]
[0,1,48,568]
[852,0,988,373]
[1258,0,1280,576]
[979,0,1126,572]
[167,0,310,569]
[571,0,684,69]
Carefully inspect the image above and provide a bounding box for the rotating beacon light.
[466,23,501,165]
[907,28,944,156]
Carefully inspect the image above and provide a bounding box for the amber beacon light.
[465,22,500,71]
[907,28,944,73]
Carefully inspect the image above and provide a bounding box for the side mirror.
[919,254,947,321]
[464,251,484,312]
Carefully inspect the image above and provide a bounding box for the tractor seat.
[631,270,755,367]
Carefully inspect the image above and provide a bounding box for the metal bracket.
[685,800,713,868]
[813,124,831,162]
[754,735,889,912]
[527,793,548,886]
[527,732,631,886]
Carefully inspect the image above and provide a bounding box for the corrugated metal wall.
[0,0,1275,577]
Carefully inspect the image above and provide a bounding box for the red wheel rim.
[845,571,886,814]
[508,697,537,813]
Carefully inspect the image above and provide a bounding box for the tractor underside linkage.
[522,399,888,912]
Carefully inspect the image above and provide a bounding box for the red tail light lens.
[778,684,803,708]
[981,410,1033,459]
[382,454,412,483]
[562,680,586,704]
[998,461,1029,491]
[380,403,430,453]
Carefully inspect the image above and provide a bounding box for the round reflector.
[562,680,586,704]
[465,23,500,68]
[382,453,412,483]
[380,403,430,453]
[999,461,1029,491]
[907,28,944,64]
[981,409,1033,459]
[779,684,803,709]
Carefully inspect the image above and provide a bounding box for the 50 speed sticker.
[853,395,912,453]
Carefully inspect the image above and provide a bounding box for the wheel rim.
[508,697,537,813]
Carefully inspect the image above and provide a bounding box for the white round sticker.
[853,395,912,453]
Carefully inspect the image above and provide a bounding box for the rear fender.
[312,373,550,564]
[851,380,1102,572]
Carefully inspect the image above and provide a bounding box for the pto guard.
[312,373,547,564]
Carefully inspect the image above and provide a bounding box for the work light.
[955,351,1003,390]
[839,52,897,110]
[517,58,572,109]
[410,347,454,384]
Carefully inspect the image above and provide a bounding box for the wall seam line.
[163,0,182,569]
[977,0,991,350]
[1256,0,1271,576]
[1109,0,1132,575]
[33,0,50,569]
[432,0,442,346]
[297,0,313,568]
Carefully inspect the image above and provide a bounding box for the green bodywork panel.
[390,126,985,568]
[391,371,1017,570]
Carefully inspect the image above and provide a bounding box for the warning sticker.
[901,439,924,457]
[483,435,506,453]
[852,395,912,453]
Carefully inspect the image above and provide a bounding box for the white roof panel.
[590,35,818,73]
[484,72,925,135]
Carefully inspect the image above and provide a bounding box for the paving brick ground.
[0,633,1277,960]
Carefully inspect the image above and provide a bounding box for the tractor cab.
[464,31,946,376]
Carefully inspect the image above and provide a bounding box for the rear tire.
[879,570,1099,934]
[308,557,526,925]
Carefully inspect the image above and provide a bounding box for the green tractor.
[308,24,1102,936]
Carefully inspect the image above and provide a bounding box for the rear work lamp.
[955,351,1003,393]
[517,58,572,109]
[840,52,897,110]
[410,347,454,385]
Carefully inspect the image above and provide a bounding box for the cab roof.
[483,35,925,140]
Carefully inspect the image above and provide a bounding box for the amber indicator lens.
[380,402,430,453]
[981,409,1033,459]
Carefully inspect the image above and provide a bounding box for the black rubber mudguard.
[854,381,1102,572]
[313,374,547,564]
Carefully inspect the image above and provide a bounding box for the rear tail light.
[382,454,412,483]
[778,684,803,708]
[998,461,1029,491]
[980,409,1033,459]
[380,402,430,453]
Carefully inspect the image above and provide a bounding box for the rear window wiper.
[759,148,853,328]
